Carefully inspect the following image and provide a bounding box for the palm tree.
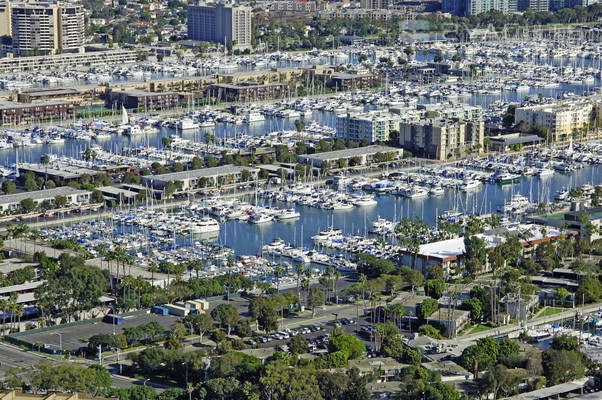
[0,299,7,336]
[122,275,134,301]
[149,263,159,287]
[326,265,334,303]
[301,278,310,308]
[359,273,367,310]
[274,266,283,294]
[294,263,303,298]
[226,257,234,302]
[193,260,203,280]
[334,270,341,303]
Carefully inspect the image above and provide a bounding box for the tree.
[308,287,325,318]
[464,298,482,322]
[54,195,67,208]
[2,180,16,194]
[328,331,365,360]
[542,349,586,385]
[210,304,239,335]
[384,274,404,296]
[20,198,35,213]
[479,364,523,400]
[249,296,278,332]
[288,335,309,355]
[425,279,445,299]
[417,298,438,323]
[576,275,601,303]
[183,313,213,343]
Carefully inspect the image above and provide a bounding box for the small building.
[297,145,403,168]
[19,162,101,184]
[207,82,290,102]
[348,357,409,379]
[330,72,379,91]
[141,165,259,191]
[0,187,92,212]
[17,88,82,103]
[105,89,180,112]
[426,309,470,337]
[0,100,75,126]
[499,293,539,321]
[489,133,544,153]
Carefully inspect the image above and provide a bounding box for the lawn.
[536,307,566,318]
[468,324,493,334]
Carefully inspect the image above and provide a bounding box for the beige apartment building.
[514,98,600,142]
[360,0,390,8]
[8,1,84,56]
[399,119,484,160]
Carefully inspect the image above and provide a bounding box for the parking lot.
[18,313,181,352]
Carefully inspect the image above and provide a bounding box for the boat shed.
[141,165,260,191]
[489,134,544,152]
[297,145,403,167]
[0,186,92,212]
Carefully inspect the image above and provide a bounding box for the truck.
[164,304,189,317]
[103,314,123,324]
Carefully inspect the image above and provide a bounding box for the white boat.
[459,180,481,191]
[244,112,265,123]
[429,186,445,196]
[352,195,377,206]
[498,194,532,214]
[277,209,300,220]
[536,168,554,177]
[178,118,199,130]
[249,214,274,224]
[189,217,220,234]
[199,120,215,128]
[124,125,143,136]
[401,186,428,198]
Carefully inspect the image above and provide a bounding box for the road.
[0,342,48,374]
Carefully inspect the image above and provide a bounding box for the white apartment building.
[514,99,599,142]
[336,111,401,143]
[9,1,84,56]
[187,2,251,49]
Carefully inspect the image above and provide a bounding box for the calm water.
[210,165,602,256]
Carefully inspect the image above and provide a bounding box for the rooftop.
[142,165,259,182]
[0,187,91,205]
[0,100,72,110]
[298,145,401,161]
[212,82,287,89]
[501,378,589,400]
[20,162,100,179]
[490,134,544,146]
[21,88,80,97]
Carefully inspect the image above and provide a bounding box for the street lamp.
[52,332,62,351]
[181,362,191,400]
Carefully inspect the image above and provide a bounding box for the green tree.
[308,287,325,318]
[20,198,35,213]
[417,298,438,323]
[328,331,365,360]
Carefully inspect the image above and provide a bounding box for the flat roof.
[212,82,287,89]
[0,187,91,205]
[98,186,138,198]
[0,259,38,275]
[113,89,177,96]
[501,378,589,400]
[427,309,470,322]
[0,280,44,296]
[143,165,258,183]
[490,134,544,146]
[21,88,80,97]
[20,163,100,179]
[0,100,72,110]
[299,145,401,161]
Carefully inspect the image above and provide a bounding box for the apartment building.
[9,1,84,56]
[336,111,401,143]
[0,49,137,73]
[514,99,599,142]
[398,119,484,160]
[187,2,251,49]
[0,1,10,37]
[360,0,390,8]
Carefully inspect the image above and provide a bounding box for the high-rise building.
[187,2,251,50]
[360,0,389,9]
[0,1,10,37]
[518,0,549,10]
[336,111,401,143]
[464,0,509,16]
[399,119,484,160]
[9,1,84,56]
